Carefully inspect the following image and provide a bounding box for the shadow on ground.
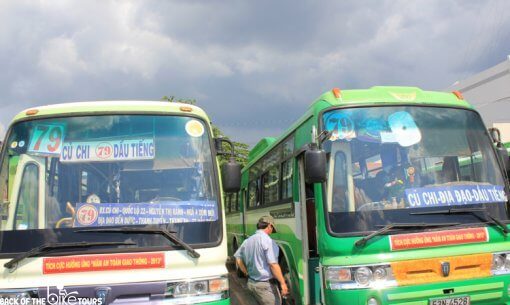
[227,260,259,305]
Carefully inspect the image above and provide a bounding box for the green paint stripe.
[470,291,503,301]
[390,301,426,305]
[454,282,504,293]
[389,292,502,305]
[388,290,439,301]
[387,282,504,301]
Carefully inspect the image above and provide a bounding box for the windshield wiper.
[318,130,334,143]
[354,222,461,248]
[4,241,136,269]
[75,227,200,258]
[410,207,509,235]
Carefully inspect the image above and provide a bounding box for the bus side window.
[0,156,11,224]
[242,188,248,212]
[234,192,239,211]
[281,158,293,200]
[15,164,39,230]
[248,180,260,207]
[223,194,229,212]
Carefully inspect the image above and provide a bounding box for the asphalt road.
[227,261,259,305]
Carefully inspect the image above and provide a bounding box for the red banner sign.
[390,227,488,251]
[43,252,165,274]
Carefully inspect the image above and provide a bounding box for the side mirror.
[489,127,502,143]
[215,137,241,192]
[214,137,234,156]
[497,146,510,172]
[221,157,241,193]
[304,145,327,184]
[489,128,510,172]
[495,141,510,172]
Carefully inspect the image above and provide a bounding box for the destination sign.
[405,184,507,208]
[60,138,155,163]
[28,123,66,156]
[73,201,218,227]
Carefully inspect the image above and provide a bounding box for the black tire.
[280,257,297,305]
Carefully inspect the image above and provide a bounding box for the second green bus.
[227,86,510,305]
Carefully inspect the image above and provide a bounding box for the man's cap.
[258,215,277,233]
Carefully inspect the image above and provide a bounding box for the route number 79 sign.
[28,124,66,155]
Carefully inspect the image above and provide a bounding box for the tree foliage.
[161,96,197,105]
[162,95,249,167]
[212,125,250,168]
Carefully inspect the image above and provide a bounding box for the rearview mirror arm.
[214,137,236,157]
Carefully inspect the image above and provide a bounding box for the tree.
[162,96,196,105]
[162,96,249,167]
[212,125,250,168]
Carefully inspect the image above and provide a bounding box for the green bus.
[227,86,510,305]
[0,101,240,304]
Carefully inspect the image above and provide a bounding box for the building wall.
[493,123,510,143]
[447,56,510,132]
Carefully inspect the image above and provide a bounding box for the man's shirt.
[234,230,279,281]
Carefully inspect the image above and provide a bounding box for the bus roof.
[246,86,474,166]
[317,86,472,109]
[11,101,210,124]
[248,137,277,161]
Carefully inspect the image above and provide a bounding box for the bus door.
[298,157,315,305]
[6,154,45,230]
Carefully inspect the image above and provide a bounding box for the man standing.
[234,216,289,305]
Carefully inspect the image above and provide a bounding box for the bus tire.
[280,253,297,305]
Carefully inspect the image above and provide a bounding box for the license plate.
[430,296,470,305]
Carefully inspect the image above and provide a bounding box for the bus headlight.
[324,265,397,290]
[325,267,351,282]
[191,281,208,294]
[0,289,38,305]
[493,254,505,270]
[208,277,229,293]
[0,290,37,305]
[174,282,190,295]
[354,267,373,286]
[373,266,388,281]
[166,276,229,299]
[492,252,510,275]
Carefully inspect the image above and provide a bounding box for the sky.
[1,0,509,146]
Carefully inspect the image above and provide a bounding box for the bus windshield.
[0,115,221,253]
[322,106,509,235]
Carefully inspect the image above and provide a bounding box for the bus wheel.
[233,239,245,278]
[280,258,297,305]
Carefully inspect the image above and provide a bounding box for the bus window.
[248,180,259,207]
[14,164,39,230]
[331,152,348,212]
[262,169,279,204]
[281,159,293,200]
[324,106,507,233]
[262,150,280,205]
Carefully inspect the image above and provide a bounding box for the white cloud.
[1,0,510,146]
[38,37,88,82]
[0,122,5,140]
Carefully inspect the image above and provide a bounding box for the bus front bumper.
[324,276,510,305]
[0,279,230,305]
